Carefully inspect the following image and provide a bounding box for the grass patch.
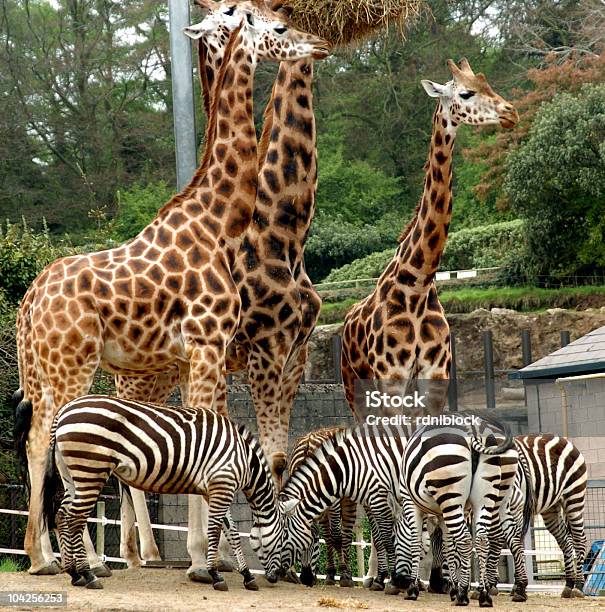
[0,557,24,572]
[318,285,605,324]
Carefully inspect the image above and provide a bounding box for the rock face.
[304,308,605,381]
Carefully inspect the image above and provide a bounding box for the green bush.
[0,220,74,305]
[111,181,174,242]
[323,220,525,283]
[505,83,605,283]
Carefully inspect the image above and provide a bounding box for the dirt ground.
[1,569,605,612]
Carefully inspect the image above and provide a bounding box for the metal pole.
[355,525,365,579]
[96,501,105,559]
[168,0,198,190]
[332,335,343,383]
[560,330,571,348]
[483,330,496,409]
[448,332,458,412]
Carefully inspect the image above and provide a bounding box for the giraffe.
[115,0,325,577]
[341,58,519,420]
[15,5,329,576]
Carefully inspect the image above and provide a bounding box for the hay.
[287,0,425,47]
[316,596,369,609]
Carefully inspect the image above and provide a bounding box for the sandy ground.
[1,569,605,612]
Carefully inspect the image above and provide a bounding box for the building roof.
[510,325,605,380]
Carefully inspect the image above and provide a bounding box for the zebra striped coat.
[396,417,519,606]
[41,395,282,590]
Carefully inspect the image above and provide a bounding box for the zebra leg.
[473,506,495,608]
[365,508,389,591]
[206,493,235,591]
[427,524,451,594]
[222,510,258,591]
[499,508,529,602]
[392,501,422,599]
[562,498,587,596]
[542,509,577,599]
[323,510,337,585]
[338,498,357,587]
[442,507,472,606]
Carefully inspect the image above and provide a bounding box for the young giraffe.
[115,1,326,576]
[15,8,329,576]
[341,59,519,421]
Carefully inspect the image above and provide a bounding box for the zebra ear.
[280,498,300,516]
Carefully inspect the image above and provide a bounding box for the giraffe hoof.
[213,579,229,591]
[85,578,103,590]
[30,561,62,576]
[384,583,400,595]
[470,589,480,600]
[339,577,354,588]
[187,567,213,584]
[244,578,259,591]
[363,577,374,589]
[571,588,585,598]
[92,563,112,578]
[217,559,234,572]
[418,580,427,592]
[561,586,573,598]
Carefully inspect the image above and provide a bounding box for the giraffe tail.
[13,390,32,493]
[42,425,62,531]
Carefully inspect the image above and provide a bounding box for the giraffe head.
[421,58,519,129]
[184,0,331,61]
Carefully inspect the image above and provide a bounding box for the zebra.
[483,434,587,602]
[39,395,283,590]
[395,415,519,607]
[279,422,412,591]
[288,427,357,588]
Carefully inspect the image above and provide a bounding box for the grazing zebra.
[396,416,519,607]
[279,422,412,591]
[484,434,587,602]
[40,395,282,590]
[288,427,357,587]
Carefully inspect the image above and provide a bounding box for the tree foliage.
[504,83,605,282]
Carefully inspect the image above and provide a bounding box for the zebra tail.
[13,390,32,494]
[518,451,535,538]
[468,411,515,455]
[41,429,62,531]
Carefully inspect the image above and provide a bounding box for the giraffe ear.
[270,1,294,17]
[183,22,209,39]
[194,0,219,10]
[421,80,447,98]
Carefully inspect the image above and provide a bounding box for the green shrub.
[0,220,74,305]
[323,220,525,283]
[505,83,605,283]
[111,181,174,242]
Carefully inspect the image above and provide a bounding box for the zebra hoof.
[418,580,427,592]
[30,561,62,576]
[561,586,573,598]
[370,581,385,592]
[571,588,585,598]
[511,592,527,602]
[339,576,354,588]
[363,577,374,589]
[244,578,259,591]
[85,578,103,590]
[187,567,213,584]
[478,590,493,608]
[470,589,480,600]
[217,559,234,572]
[282,568,301,584]
[455,590,469,606]
[92,564,112,578]
[489,586,499,596]
[71,575,86,587]
[300,566,316,587]
[325,577,336,586]
[384,583,400,596]
[405,586,419,600]
[213,579,229,591]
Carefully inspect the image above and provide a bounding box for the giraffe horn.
[459,58,475,75]
[446,59,464,80]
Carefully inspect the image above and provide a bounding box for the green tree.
[504,83,605,282]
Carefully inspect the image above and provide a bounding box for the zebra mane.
[236,423,275,487]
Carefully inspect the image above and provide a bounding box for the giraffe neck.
[159,27,258,246]
[396,103,458,290]
[255,60,317,250]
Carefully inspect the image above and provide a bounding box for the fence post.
[521,330,532,367]
[96,500,105,560]
[10,487,17,552]
[355,525,365,579]
[483,330,496,409]
[560,330,571,348]
[524,526,535,586]
[448,332,458,412]
[332,335,343,383]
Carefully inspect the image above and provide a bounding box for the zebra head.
[299,522,321,586]
[249,520,282,583]
[278,496,315,571]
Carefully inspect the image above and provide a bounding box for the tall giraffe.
[115,1,325,576]
[15,6,329,576]
[341,59,519,418]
